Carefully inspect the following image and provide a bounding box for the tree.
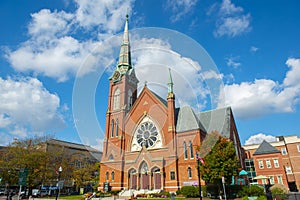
[0,136,67,192]
[72,159,99,192]
[199,132,240,185]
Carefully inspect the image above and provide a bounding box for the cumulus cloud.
[131,36,211,110]
[165,0,198,22]
[212,0,251,37]
[6,0,135,82]
[245,133,276,145]
[0,77,65,136]
[74,0,134,31]
[219,58,300,119]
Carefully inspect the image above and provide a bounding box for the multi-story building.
[243,135,300,191]
[99,15,244,193]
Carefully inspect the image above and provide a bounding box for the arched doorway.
[152,167,161,189]
[128,169,137,189]
[139,162,149,189]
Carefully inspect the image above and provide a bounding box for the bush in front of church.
[177,186,199,198]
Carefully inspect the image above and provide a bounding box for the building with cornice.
[243,135,300,191]
[99,16,244,193]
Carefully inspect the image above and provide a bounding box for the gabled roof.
[253,140,280,155]
[176,106,206,132]
[197,106,232,138]
[148,88,167,107]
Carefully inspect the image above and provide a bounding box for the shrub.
[238,185,265,197]
[256,196,267,200]
[270,184,288,200]
[270,184,288,194]
[179,186,199,198]
[206,184,220,198]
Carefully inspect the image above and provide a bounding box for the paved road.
[286,192,300,200]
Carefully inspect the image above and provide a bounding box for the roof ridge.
[253,140,280,155]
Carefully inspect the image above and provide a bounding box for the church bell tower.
[102,13,138,168]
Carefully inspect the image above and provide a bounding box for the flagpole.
[196,153,203,200]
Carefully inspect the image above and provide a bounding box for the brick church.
[99,15,244,193]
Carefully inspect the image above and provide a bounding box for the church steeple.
[167,68,175,99]
[117,14,132,73]
[168,68,174,93]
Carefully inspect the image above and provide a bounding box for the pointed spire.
[117,14,132,71]
[168,68,174,93]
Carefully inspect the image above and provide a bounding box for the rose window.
[136,122,158,148]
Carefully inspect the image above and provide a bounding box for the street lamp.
[196,153,204,200]
[55,166,63,200]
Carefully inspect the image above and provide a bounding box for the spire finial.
[168,68,174,93]
[116,13,131,71]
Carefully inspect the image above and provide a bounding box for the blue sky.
[0,0,300,149]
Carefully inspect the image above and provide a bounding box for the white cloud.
[245,133,276,145]
[0,77,65,135]
[219,58,300,119]
[250,46,259,52]
[166,0,198,22]
[132,37,210,110]
[28,9,73,39]
[220,0,243,15]
[6,0,135,82]
[91,138,104,151]
[74,0,134,31]
[213,0,251,37]
[201,70,223,80]
[226,56,241,68]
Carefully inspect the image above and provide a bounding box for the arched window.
[113,88,120,110]
[116,119,119,137]
[109,154,114,161]
[188,167,192,178]
[183,141,188,159]
[189,141,194,159]
[111,119,114,137]
[111,171,115,182]
[128,89,133,108]
[106,171,109,181]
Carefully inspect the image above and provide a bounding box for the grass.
[34,195,85,200]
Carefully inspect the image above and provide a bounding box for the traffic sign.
[18,168,29,186]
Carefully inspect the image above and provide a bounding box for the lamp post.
[196,153,203,200]
[55,166,63,200]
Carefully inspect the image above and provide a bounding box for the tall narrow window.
[183,141,188,159]
[281,147,287,155]
[277,176,283,184]
[170,171,175,180]
[116,119,119,137]
[266,160,271,168]
[258,160,264,169]
[128,89,133,108]
[106,172,109,181]
[189,141,194,159]
[286,166,292,174]
[188,167,192,178]
[111,119,114,138]
[269,176,275,184]
[113,88,120,110]
[273,159,279,168]
[111,171,115,182]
